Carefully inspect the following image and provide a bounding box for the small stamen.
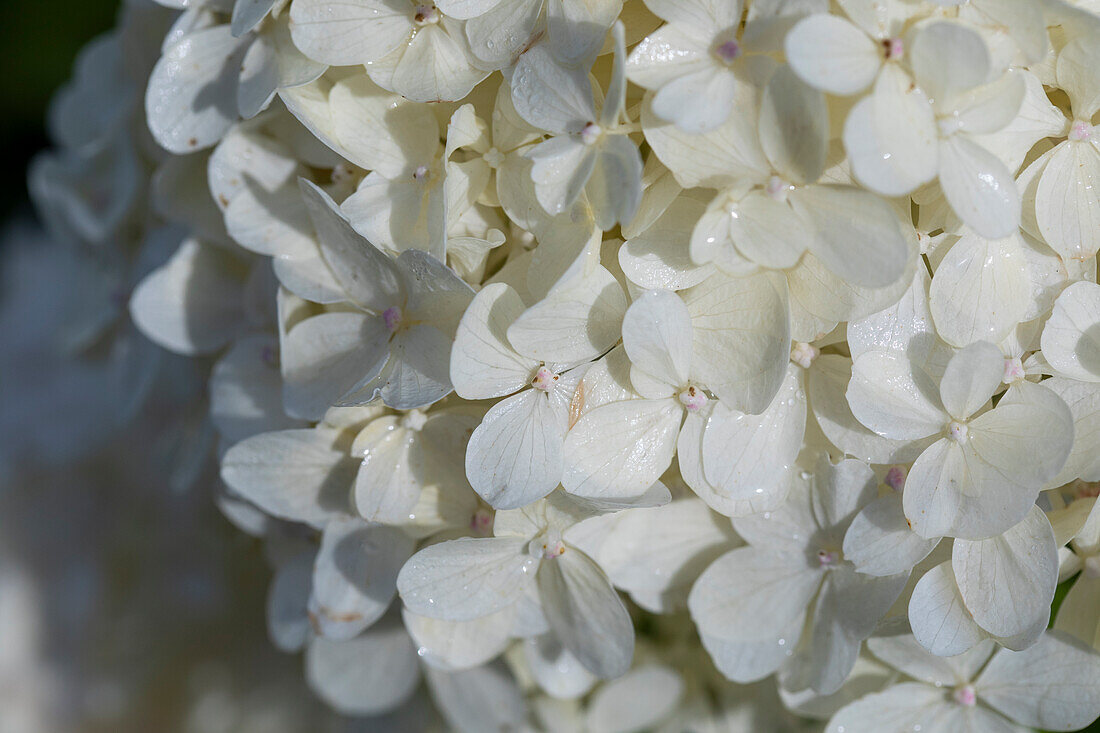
[414,5,440,24]
[531,366,557,391]
[483,147,505,168]
[470,508,493,536]
[401,409,427,431]
[765,175,789,201]
[817,549,841,568]
[579,122,602,146]
[948,421,969,444]
[412,164,430,181]
[678,386,707,412]
[882,37,903,60]
[790,341,819,369]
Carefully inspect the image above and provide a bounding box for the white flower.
[827,632,1100,733]
[397,493,635,678]
[288,0,488,103]
[689,457,908,694]
[280,180,473,417]
[847,340,1073,539]
[511,22,642,230]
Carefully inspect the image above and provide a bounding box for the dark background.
[1,0,119,220]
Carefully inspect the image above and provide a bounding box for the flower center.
[580,122,602,146]
[401,409,427,431]
[712,37,741,64]
[529,531,565,560]
[678,385,707,412]
[483,147,505,168]
[1070,120,1092,142]
[531,366,558,391]
[1002,356,1025,384]
[948,420,969,444]
[469,508,494,536]
[885,465,907,493]
[953,685,977,707]
[817,549,841,568]
[790,341,819,369]
[414,5,440,24]
[412,164,431,181]
[383,306,403,332]
[882,37,903,60]
[765,175,790,201]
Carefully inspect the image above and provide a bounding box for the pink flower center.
[790,341,819,369]
[383,306,402,332]
[817,549,841,568]
[678,386,707,412]
[882,37,903,60]
[580,122,602,146]
[412,164,430,181]
[1070,120,1092,142]
[948,421,969,444]
[954,685,977,707]
[470,509,494,536]
[1003,356,1025,384]
[531,366,557,391]
[414,5,440,24]
[714,39,741,64]
[885,466,907,493]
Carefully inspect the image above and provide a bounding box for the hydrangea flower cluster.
[30,0,1100,729]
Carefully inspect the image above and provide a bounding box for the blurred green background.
[1,0,119,220]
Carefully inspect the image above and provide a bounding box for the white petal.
[683,271,790,413]
[758,64,827,183]
[846,350,946,440]
[1057,35,1100,119]
[507,266,627,365]
[220,428,355,526]
[1054,573,1100,649]
[622,289,693,390]
[584,665,683,733]
[976,631,1100,730]
[938,341,1004,420]
[620,195,713,290]
[537,547,634,678]
[396,537,535,621]
[625,23,709,92]
[784,14,881,95]
[868,635,995,688]
[547,0,623,67]
[402,607,512,671]
[466,389,565,510]
[289,0,412,65]
[953,505,1057,640]
[450,282,537,399]
[329,74,439,177]
[651,66,738,135]
[809,355,930,464]
[306,621,420,716]
[1036,141,1100,262]
[210,334,306,445]
[929,232,1030,348]
[359,324,454,410]
[267,551,314,652]
[909,20,990,103]
[299,179,404,311]
[524,634,597,698]
[526,135,598,216]
[145,26,248,153]
[595,498,737,595]
[391,23,488,103]
[310,519,415,639]
[562,398,683,500]
[511,44,597,134]
[701,366,806,500]
[464,0,542,66]
[843,493,939,577]
[280,312,390,421]
[844,64,938,197]
[1044,378,1100,485]
[586,134,643,230]
[825,683,953,733]
[908,561,988,657]
[688,547,822,643]
[425,662,527,733]
[719,190,812,271]
[352,417,423,523]
[1042,281,1100,382]
[790,184,910,289]
[698,630,796,683]
[937,135,1021,240]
